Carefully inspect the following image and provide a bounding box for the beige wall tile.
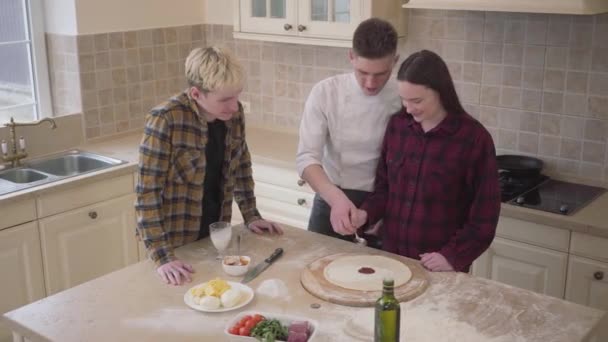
[539,135,560,156]
[579,162,603,180]
[502,66,522,87]
[542,91,564,114]
[588,96,608,119]
[563,94,588,117]
[522,67,544,89]
[525,20,548,45]
[499,108,521,129]
[500,88,522,109]
[458,83,480,103]
[518,132,539,154]
[505,20,525,43]
[589,73,608,96]
[522,90,542,111]
[544,69,565,91]
[582,141,606,163]
[481,86,500,105]
[503,44,524,65]
[570,23,593,48]
[483,43,503,64]
[94,52,110,70]
[520,111,540,132]
[464,42,483,62]
[540,114,562,135]
[465,19,484,41]
[566,71,589,93]
[498,129,518,150]
[557,158,579,175]
[482,64,502,85]
[463,63,482,82]
[591,48,608,72]
[560,138,582,160]
[561,116,585,139]
[77,35,95,54]
[568,48,592,71]
[94,33,109,52]
[484,19,505,43]
[584,119,607,141]
[524,46,546,67]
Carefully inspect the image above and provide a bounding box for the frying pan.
[497,155,543,177]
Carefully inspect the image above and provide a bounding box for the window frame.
[0,0,52,124]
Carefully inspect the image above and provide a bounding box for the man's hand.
[248,219,283,235]
[350,208,368,230]
[157,259,194,285]
[330,198,357,235]
[419,252,454,272]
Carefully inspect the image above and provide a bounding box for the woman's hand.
[156,259,195,285]
[248,219,283,235]
[419,252,454,272]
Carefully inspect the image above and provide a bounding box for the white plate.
[224,311,319,341]
[184,281,254,313]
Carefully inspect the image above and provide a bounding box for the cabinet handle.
[283,23,293,31]
[88,211,98,219]
[297,179,306,186]
[594,271,604,280]
[297,198,306,206]
[297,25,307,32]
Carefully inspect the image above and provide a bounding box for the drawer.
[255,182,314,209]
[570,232,608,263]
[252,163,314,194]
[256,197,311,230]
[496,216,570,252]
[37,174,133,218]
[0,196,36,230]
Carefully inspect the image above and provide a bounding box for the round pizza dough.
[324,255,412,291]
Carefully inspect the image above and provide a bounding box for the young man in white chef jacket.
[296,18,401,246]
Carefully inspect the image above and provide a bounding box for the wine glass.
[209,221,232,259]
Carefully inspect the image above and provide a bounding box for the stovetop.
[503,177,606,216]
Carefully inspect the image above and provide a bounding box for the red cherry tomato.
[244,320,256,330]
[239,315,252,325]
[252,314,265,324]
[239,326,251,336]
[228,326,239,335]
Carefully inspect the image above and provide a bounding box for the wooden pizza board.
[300,252,429,307]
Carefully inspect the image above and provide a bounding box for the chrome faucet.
[1,117,57,168]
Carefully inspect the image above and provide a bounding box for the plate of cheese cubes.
[184,277,254,313]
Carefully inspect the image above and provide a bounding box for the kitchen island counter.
[3,225,605,342]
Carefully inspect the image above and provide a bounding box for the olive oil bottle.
[374,278,401,342]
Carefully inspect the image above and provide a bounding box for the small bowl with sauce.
[222,255,251,277]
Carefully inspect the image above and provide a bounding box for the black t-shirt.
[199,120,226,239]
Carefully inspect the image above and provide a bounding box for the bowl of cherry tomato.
[225,311,317,341]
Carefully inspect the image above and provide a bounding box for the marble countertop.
[3,225,605,342]
[1,126,607,238]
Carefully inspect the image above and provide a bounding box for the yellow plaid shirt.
[135,91,261,266]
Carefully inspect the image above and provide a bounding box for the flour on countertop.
[256,279,291,301]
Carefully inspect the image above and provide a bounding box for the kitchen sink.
[0,168,48,183]
[0,150,126,196]
[26,152,123,176]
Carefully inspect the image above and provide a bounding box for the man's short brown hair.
[352,18,398,59]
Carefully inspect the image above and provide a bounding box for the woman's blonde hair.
[185,46,244,92]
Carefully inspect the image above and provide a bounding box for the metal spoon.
[354,231,367,246]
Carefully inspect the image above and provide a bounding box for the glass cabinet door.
[298,0,361,39]
[240,0,297,35]
[310,0,350,23]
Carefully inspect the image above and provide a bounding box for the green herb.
[250,319,288,342]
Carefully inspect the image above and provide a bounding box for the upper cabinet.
[402,0,608,15]
[233,0,407,47]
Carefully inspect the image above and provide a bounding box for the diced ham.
[288,321,310,342]
[287,331,308,342]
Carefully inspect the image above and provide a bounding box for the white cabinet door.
[0,222,45,342]
[39,194,138,295]
[297,0,362,39]
[472,237,568,298]
[239,0,298,35]
[565,256,608,342]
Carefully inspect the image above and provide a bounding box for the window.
[0,0,51,124]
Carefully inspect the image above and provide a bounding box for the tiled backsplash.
[46,24,205,139]
[44,10,608,182]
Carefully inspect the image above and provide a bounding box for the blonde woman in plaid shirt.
[136,46,282,286]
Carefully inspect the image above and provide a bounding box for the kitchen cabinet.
[472,237,568,298]
[252,160,314,230]
[472,216,570,298]
[566,233,608,342]
[0,222,45,342]
[402,0,608,15]
[233,0,406,47]
[0,196,36,232]
[39,193,138,295]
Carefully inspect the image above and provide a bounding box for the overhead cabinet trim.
[402,0,608,15]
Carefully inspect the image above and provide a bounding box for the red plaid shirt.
[361,108,501,272]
